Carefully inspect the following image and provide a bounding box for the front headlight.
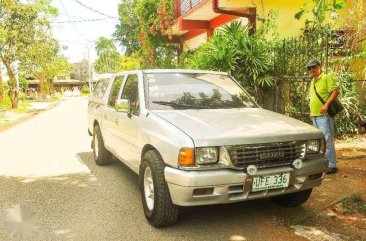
[306,139,325,155]
[196,147,218,164]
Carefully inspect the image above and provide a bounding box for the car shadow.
[76,151,313,229]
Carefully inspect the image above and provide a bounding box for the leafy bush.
[81,85,90,94]
[338,194,366,215]
[0,95,12,109]
[19,92,26,101]
[184,22,274,91]
[19,76,29,91]
[52,92,62,101]
[331,71,361,136]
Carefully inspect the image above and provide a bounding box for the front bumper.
[164,156,328,206]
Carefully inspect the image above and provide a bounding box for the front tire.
[92,124,112,165]
[270,189,313,207]
[139,150,179,227]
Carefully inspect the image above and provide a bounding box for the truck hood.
[152,108,323,146]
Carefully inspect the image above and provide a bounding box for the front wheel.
[139,150,179,227]
[92,124,112,165]
[270,189,313,207]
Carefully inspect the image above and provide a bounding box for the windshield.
[145,73,258,110]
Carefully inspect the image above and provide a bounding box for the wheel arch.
[141,144,162,162]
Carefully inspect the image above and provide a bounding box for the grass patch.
[0,95,12,109]
[1,97,32,113]
[338,194,366,215]
[13,101,31,113]
[275,215,315,228]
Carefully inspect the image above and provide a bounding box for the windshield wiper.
[151,101,208,109]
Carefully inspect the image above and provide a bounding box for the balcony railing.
[178,0,206,16]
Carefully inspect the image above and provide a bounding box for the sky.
[50,0,121,63]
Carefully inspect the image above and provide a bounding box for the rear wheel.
[92,124,112,165]
[139,150,179,227]
[270,189,313,207]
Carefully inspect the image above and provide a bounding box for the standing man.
[307,60,340,174]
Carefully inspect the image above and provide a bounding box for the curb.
[337,154,366,160]
[0,101,60,133]
[336,148,366,160]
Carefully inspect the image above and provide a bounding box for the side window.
[92,79,109,98]
[120,75,139,114]
[108,76,124,107]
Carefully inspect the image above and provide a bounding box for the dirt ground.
[282,146,366,241]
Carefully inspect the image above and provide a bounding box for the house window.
[180,0,205,15]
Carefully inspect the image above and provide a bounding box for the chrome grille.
[228,141,306,169]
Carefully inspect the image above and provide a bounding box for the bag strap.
[313,81,326,105]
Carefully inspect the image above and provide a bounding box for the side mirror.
[115,99,131,113]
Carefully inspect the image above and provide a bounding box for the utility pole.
[87,43,93,93]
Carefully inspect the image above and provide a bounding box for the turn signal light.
[178,148,195,166]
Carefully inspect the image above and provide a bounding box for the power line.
[58,0,86,41]
[52,18,110,23]
[70,0,119,20]
[59,40,91,45]
[57,14,87,19]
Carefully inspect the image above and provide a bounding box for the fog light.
[193,188,214,196]
[247,165,257,175]
[292,159,303,169]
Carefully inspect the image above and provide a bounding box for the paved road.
[0,97,352,240]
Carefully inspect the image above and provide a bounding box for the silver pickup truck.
[88,69,328,227]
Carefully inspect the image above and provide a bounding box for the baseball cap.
[306,60,321,68]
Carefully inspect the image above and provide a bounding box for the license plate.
[251,173,290,192]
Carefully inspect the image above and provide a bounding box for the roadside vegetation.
[0,0,71,108]
[337,194,366,216]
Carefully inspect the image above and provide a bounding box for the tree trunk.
[254,85,264,107]
[0,63,4,101]
[39,76,46,100]
[2,58,18,108]
[39,72,52,100]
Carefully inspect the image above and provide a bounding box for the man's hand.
[320,103,329,114]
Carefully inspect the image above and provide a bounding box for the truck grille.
[228,141,306,169]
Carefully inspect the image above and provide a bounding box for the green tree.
[19,35,71,99]
[94,37,121,73]
[0,0,57,108]
[119,53,141,71]
[113,0,139,55]
[71,59,90,81]
[295,0,345,26]
[114,0,178,68]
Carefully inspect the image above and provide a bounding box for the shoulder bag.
[313,83,344,117]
